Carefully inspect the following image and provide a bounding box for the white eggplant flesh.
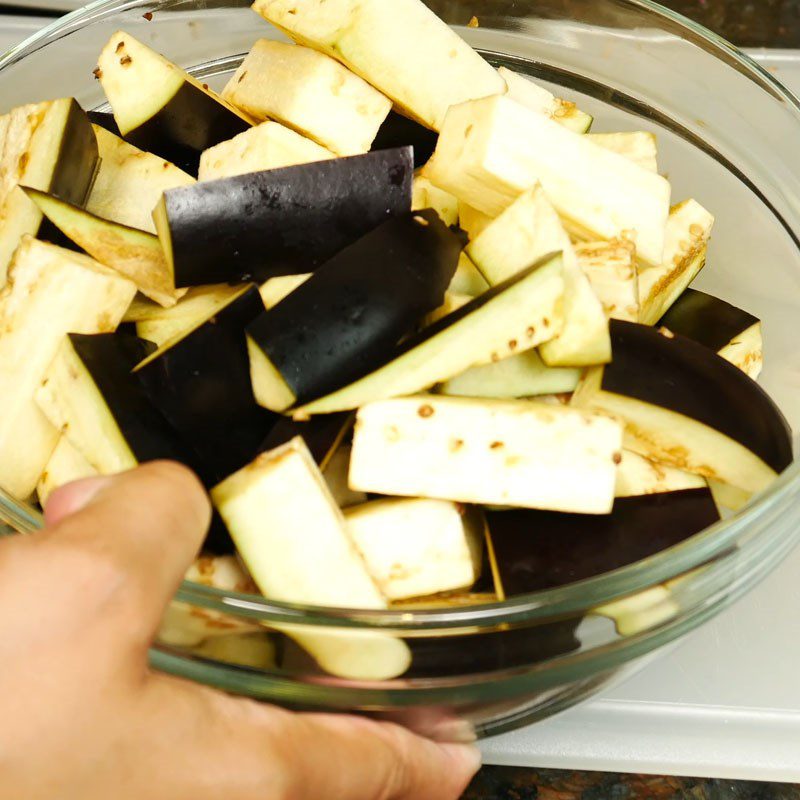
[199,120,334,181]
[223,40,391,156]
[322,443,367,508]
[717,321,763,381]
[191,633,277,668]
[425,95,671,268]
[212,437,411,680]
[349,395,623,513]
[412,173,458,226]
[37,436,98,506]
[576,239,639,322]
[448,252,488,296]
[252,0,505,131]
[0,238,135,497]
[592,585,678,636]
[424,291,472,326]
[458,201,493,240]
[467,184,610,367]
[345,499,483,600]
[586,132,658,173]
[638,199,715,324]
[259,274,312,310]
[615,450,706,498]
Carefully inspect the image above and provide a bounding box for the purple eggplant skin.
[247,208,462,403]
[605,320,792,473]
[657,288,759,353]
[259,413,353,468]
[87,110,122,137]
[488,489,720,597]
[136,286,277,485]
[371,111,438,168]
[160,146,413,287]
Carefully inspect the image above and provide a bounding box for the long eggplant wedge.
[0,98,98,282]
[425,95,671,268]
[211,437,412,680]
[295,252,566,415]
[349,395,623,514]
[252,0,505,131]
[487,489,720,596]
[223,40,391,157]
[88,124,194,234]
[154,146,413,286]
[575,239,639,322]
[36,333,193,474]
[247,210,460,411]
[572,320,792,494]
[615,449,706,497]
[135,285,275,484]
[23,187,180,307]
[97,31,253,173]
[658,288,762,379]
[0,238,136,498]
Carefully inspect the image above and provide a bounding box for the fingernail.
[440,743,483,777]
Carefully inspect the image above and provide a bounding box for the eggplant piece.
[198,120,334,181]
[488,489,720,597]
[372,111,439,167]
[23,187,180,307]
[448,252,488,296]
[97,31,253,174]
[86,110,121,136]
[349,395,623,513]
[211,437,412,680]
[295,252,565,415]
[572,320,792,493]
[424,292,472,327]
[592,583,679,637]
[322,443,367,508]
[639,199,714,325]
[498,67,593,134]
[253,0,505,132]
[88,124,194,234]
[586,132,658,173]
[615,449,706,498]
[258,413,352,470]
[467,183,610,367]
[0,238,136,498]
[223,40,392,157]
[259,274,312,310]
[657,288,762,379]
[575,239,639,323]
[438,349,581,399]
[190,633,277,669]
[135,285,274,483]
[0,98,98,281]
[412,172,458,226]
[247,210,460,411]
[345,499,484,601]
[37,436,98,507]
[154,146,413,287]
[458,202,492,240]
[426,95,671,268]
[35,333,193,474]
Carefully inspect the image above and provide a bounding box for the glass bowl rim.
[0,0,798,630]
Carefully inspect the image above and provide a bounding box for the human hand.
[0,462,480,800]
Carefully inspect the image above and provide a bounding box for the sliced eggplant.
[424,291,472,327]
[638,199,714,324]
[87,110,121,136]
[211,437,411,680]
[448,252,488,296]
[35,333,192,474]
[258,413,353,470]
[488,489,719,596]
[575,239,639,322]
[198,120,334,181]
[223,40,392,157]
[412,172,458,226]
[426,95,671,268]
[37,435,98,507]
[97,31,253,173]
[345,499,484,601]
[23,187,180,307]
[371,110,439,167]
[247,210,460,411]
[438,349,581,399]
[498,67,593,134]
[572,320,792,493]
[0,98,98,281]
[592,583,679,637]
[0,238,136,498]
[295,252,565,415]
[87,123,194,234]
[153,146,413,287]
[657,288,762,379]
[586,132,658,173]
[467,183,610,367]
[322,443,367,508]
[349,395,623,513]
[458,202,492,240]
[253,0,505,131]
[190,633,277,669]
[615,449,706,498]
[258,274,312,310]
[135,285,274,483]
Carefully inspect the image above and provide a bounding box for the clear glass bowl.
[1,0,799,742]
